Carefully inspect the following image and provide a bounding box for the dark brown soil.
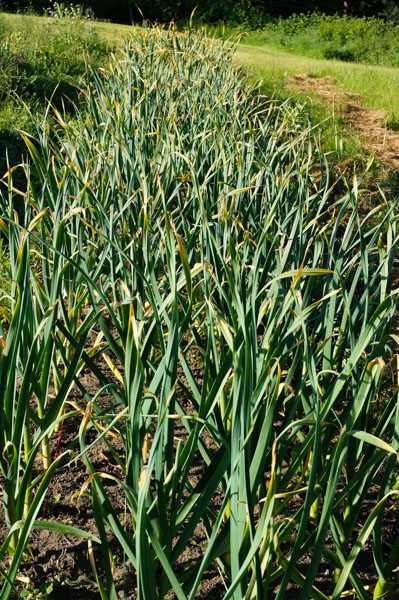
[3,394,399,600]
[0,364,228,599]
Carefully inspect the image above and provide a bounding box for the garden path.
[289,73,399,170]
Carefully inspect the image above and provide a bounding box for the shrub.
[323,42,355,61]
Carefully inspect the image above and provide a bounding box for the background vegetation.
[236,13,399,66]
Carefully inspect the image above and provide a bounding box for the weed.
[386,112,399,131]
[20,582,53,600]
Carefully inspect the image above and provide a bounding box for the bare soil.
[0,366,227,599]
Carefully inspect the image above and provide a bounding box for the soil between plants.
[2,373,399,600]
[0,364,228,599]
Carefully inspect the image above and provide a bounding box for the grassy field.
[212,15,399,163]
[236,43,399,121]
[236,43,399,130]
[0,8,115,182]
[233,42,399,164]
[1,11,399,600]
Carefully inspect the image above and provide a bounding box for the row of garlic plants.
[1,24,399,600]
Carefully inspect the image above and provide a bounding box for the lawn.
[235,42,399,124]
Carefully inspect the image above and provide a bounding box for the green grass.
[230,41,399,167]
[204,14,399,167]
[0,7,114,183]
[0,10,134,45]
[0,9,111,123]
[235,42,399,120]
